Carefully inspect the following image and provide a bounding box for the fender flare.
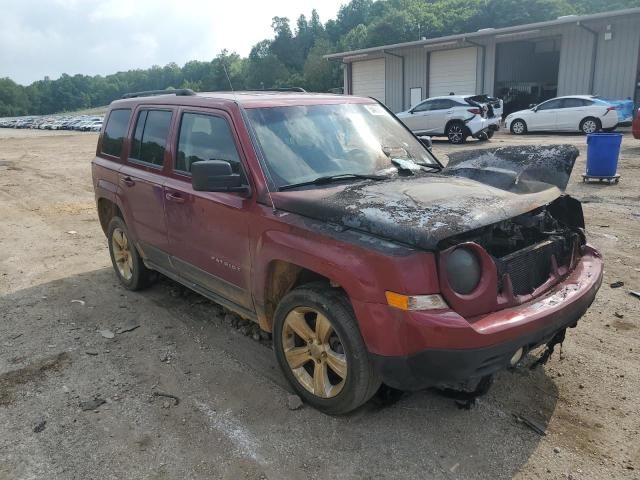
[253,229,374,306]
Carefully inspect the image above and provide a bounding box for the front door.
[163,109,253,310]
[531,98,563,131]
[118,108,174,265]
[402,100,436,134]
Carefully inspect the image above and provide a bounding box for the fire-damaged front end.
[372,146,603,392]
[437,195,587,318]
[272,145,603,393]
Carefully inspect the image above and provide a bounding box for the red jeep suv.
[92,89,603,414]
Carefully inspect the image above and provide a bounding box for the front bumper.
[356,247,603,390]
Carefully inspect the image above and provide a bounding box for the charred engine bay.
[440,196,586,296]
[439,197,586,258]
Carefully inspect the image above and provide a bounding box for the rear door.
[531,98,563,131]
[556,98,589,131]
[428,99,457,134]
[118,107,174,266]
[163,108,254,311]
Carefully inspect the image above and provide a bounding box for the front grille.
[496,236,575,296]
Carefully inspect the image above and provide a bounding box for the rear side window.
[176,113,241,174]
[101,109,131,157]
[429,99,452,110]
[443,99,463,108]
[129,110,172,167]
[562,98,591,108]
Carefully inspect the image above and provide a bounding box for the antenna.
[223,64,235,92]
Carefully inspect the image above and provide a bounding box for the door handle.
[165,192,185,204]
[120,177,135,187]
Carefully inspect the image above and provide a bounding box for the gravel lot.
[0,127,638,480]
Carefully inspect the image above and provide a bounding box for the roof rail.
[262,87,307,93]
[121,88,196,99]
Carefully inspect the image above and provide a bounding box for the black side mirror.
[191,160,248,193]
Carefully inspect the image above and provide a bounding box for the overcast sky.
[0,0,345,85]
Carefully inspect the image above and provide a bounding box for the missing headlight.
[447,248,481,294]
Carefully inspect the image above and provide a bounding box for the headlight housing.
[446,247,482,294]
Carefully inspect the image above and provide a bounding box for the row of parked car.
[0,115,104,131]
[395,93,635,144]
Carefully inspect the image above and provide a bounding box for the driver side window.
[175,113,243,178]
[412,100,432,113]
[537,99,562,111]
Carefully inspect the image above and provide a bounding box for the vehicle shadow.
[0,268,559,479]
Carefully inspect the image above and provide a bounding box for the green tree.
[303,39,342,92]
[3,0,640,115]
[246,40,291,89]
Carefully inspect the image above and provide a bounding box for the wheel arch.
[510,118,527,133]
[444,118,468,135]
[580,116,601,133]
[97,196,124,236]
[258,258,353,333]
[253,230,375,332]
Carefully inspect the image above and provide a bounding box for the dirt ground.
[0,126,638,480]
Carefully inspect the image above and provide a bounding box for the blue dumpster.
[586,133,622,177]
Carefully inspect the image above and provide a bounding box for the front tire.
[446,121,468,144]
[580,117,601,134]
[273,284,381,415]
[510,119,527,135]
[107,217,154,290]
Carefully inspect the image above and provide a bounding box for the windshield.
[245,103,438,189]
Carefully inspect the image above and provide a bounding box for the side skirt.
[144,259,258,322]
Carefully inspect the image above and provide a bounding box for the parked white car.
[396,95,501,144]
[505,95,618,135]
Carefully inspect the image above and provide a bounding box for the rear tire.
[580,117,601,134]
[510,119,527,135]
[446,121,468,144]
[107,217,154,290]
[273,283,381,415]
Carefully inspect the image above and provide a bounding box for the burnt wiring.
[530,329,566,370]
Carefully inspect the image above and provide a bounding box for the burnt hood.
[271,145,579,250]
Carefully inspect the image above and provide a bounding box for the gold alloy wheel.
[112,228,133,281]
[282,307,348,398]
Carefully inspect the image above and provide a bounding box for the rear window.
[101,109,131,157]
[129,110,172,167]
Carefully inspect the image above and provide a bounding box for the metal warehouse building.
[326,8,640,115]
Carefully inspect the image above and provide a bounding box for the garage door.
[352,59,385,103]
[429,47,477,97]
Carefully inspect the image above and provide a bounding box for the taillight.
[607,106,617,112]
[467,108,481,115]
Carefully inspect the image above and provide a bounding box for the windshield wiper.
[278,173,387,191]
[390,158,442,175]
